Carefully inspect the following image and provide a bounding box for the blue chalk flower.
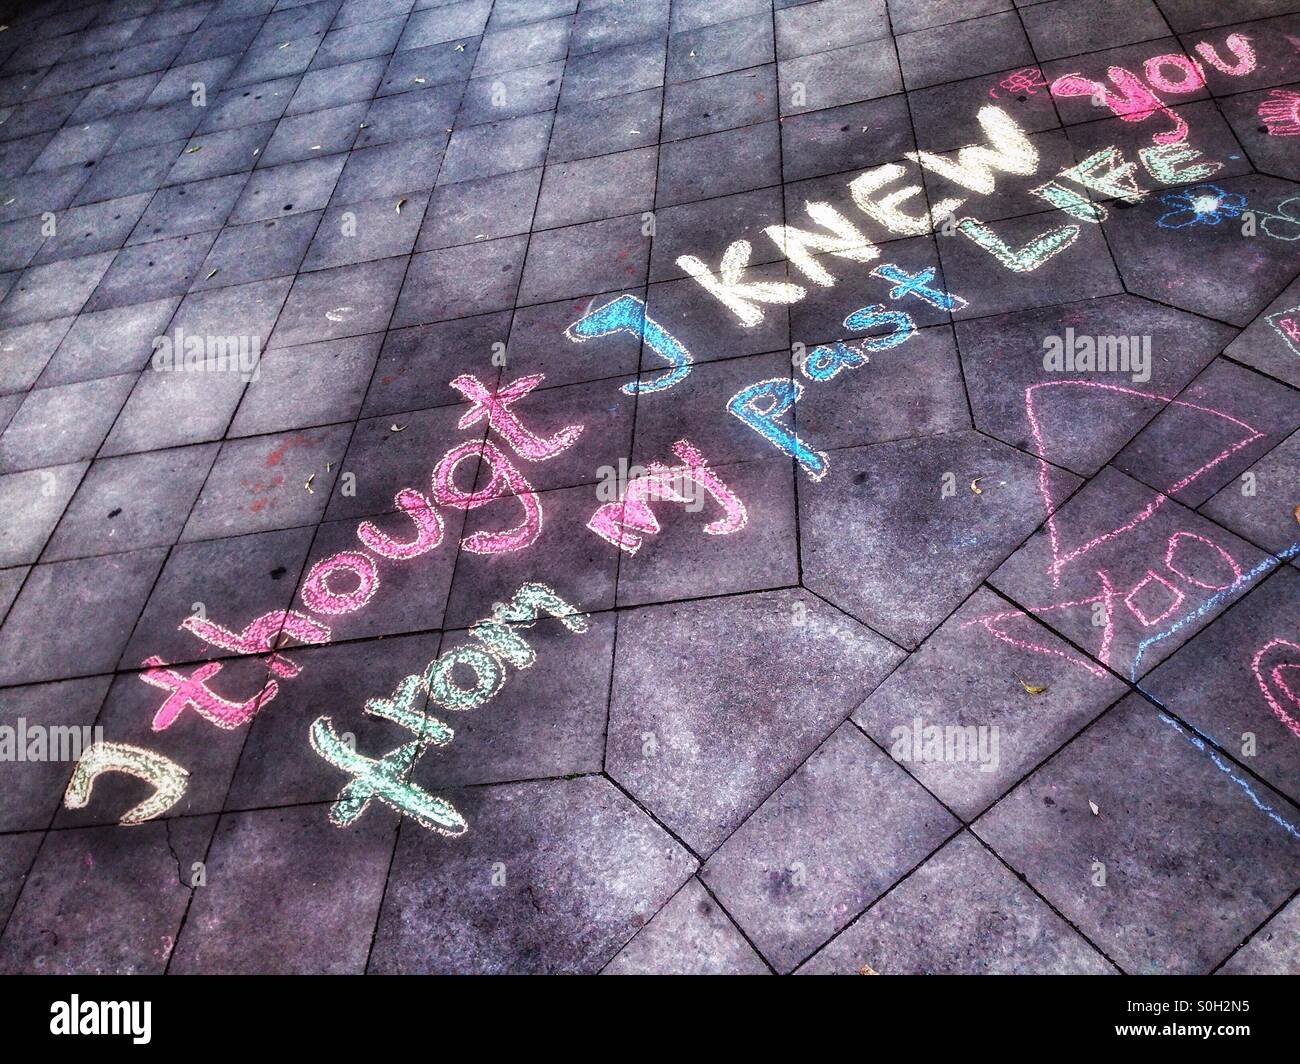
[1155,185,1247,229]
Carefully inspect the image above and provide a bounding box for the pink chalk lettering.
[300,551,380,615]
[433,440,542,554]
[356,488,445,560]
[181,609,331,678]
[450,373,583,461]
[142,657,278,731]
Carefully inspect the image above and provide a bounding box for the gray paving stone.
[798,832,1115,973]
[1200,429,1300,560]
[975,693,1300,974]
[801,430,1058,648]
[702,722,957,971]
[169,804,397,973]
[0,816,215,974]
[604,876,768,974]
[854,586,1128,819]
[608,589,904,854]
[1218,896,1300,974]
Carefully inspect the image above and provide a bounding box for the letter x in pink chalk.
[450,373,583,461]
[141,658,278,731]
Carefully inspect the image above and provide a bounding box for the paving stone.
[37,296,178,386]
[356,83,462,149]
[331,134,446,204]
[170,804,397,973]
[126,173,248,246]
[0,675,112,833]
[1220,83,1300,184]
[438,110,552,184]
[854,586,1128,819]
[0,547,167,685]
[0,833,43,932]
[1142,565,1300,803]
[608,589,904,854]
[0,462,86,567]
[667,15,774,84]
[798,832,1115,973]
[369,776,695,973]
[85,231,218,311]
[662,64,777,142]
[1200,429,1300,559]
[416,612,614,786]
[957,295,1236,477]
[0,374,135,473]
[74,139,186,205]
[0,816,215,974]
[120,525,318,670]
[938,211,1124,320]
[896,11,1033,91]
[0,251,115,327]
[702,722,957,970]
[259,101,367,167]
[475,15,571,77]
[560,38,666,107]
[648,186,784,281]
[229,153,347,223]
[225,629,443,809]
[362,311,508,415]
[269,255,407,346]
[975,693,1300,974]
[801,430,1057,648]
[1223,273,1300,390]
[441,481,618,626]
[546,86,661,163]
[44,444,219,561]
[604,876,768,974]
[230,332,382,436]
[1114,359,1299,507]
[989,465,1269,678]
[181,424,352,541]
[302,191,428,271]
[393,235,524,325]
[1103,174,1300,327]
[416,167,540,250]
[534,147,656,230]
[1218,896,1300,975]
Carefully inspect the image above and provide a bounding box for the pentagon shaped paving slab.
[1102,174,1300,326]
[369,776,695,973]
[798,830,1115,974]
[975,693,1300,974]
[0,816,215,974]
[1224,273,1300,389]
[1142,566,1300,804]
[169,804,398,974]
[854,587,1128,820]
[603,876,768,975]
[702,722,957,972]
[1112,359,1300,508]
[607,588,905,854]
[989,466,1269,678]
[801,430,1061,648]
[1200,429,1300,560]
[1218,896,1300,974]
[958,295,1236,476]
[795,324,971,451]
